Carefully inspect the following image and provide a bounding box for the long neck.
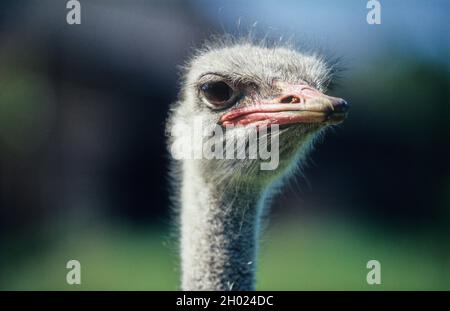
[179,161,267,290]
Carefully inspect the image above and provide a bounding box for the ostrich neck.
[180,161,268,291]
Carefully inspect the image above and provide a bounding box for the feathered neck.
[179,159,269,290]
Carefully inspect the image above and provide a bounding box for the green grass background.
[2,218,448,290]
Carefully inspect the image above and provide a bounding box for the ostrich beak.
[219,83,349,127]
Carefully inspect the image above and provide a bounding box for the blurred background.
[0,0,449,290]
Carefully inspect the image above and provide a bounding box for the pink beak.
[219,83,349,127]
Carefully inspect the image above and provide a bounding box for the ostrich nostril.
[279,95,301,104]
[332,98,350,113]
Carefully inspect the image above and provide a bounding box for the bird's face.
[200,77,348,128]
[171,43,349,188]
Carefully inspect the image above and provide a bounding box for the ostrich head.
[168,40,348,191]
[168,39,349,290]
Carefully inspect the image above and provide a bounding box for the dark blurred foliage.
[0,0,449,289]
[0,0,208,235]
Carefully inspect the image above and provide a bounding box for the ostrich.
[167,38,349,291]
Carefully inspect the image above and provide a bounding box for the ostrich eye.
[200,81,234,107]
